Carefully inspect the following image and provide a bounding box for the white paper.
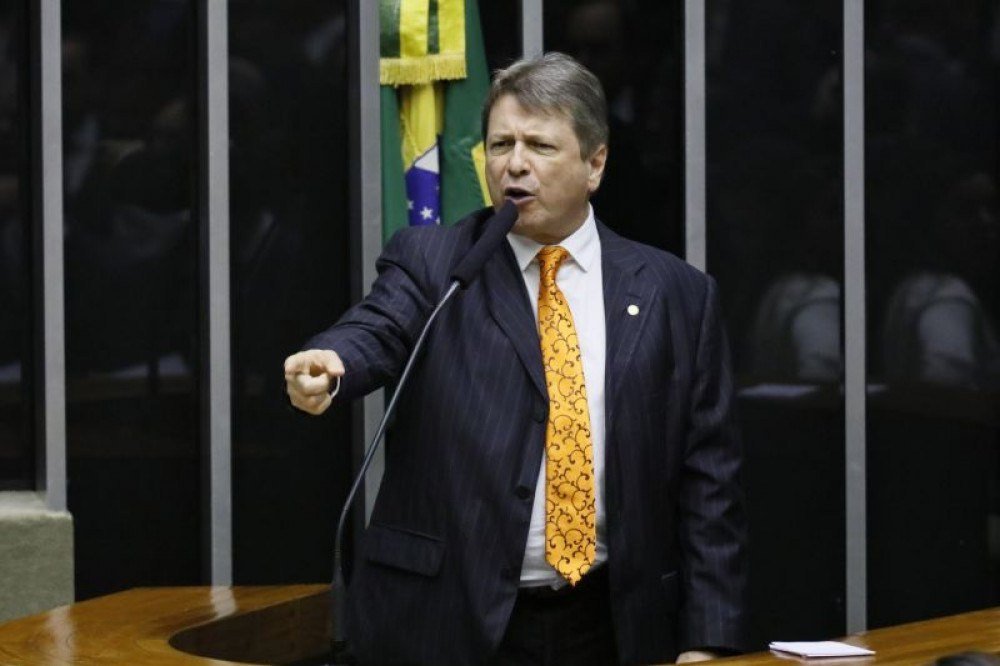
[769,641,875,658]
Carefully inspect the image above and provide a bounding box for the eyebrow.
[488,129,557,142]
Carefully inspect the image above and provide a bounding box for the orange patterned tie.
[536,246,596,585]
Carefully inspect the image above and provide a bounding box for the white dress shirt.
[506,206,608,588]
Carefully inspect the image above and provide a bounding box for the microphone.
[449,200,519,287]
[328,201,519,664]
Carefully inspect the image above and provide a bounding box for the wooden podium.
[0,585,998,664]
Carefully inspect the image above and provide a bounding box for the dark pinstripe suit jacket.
[308,208,747,666]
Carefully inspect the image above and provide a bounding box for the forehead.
[487,94,574,135]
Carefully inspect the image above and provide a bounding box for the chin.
[511,218,541,239]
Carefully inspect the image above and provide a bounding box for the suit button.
[515,485,532,501]
[531,401,547,423]
[501,567,513,580]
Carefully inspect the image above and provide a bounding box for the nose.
[506,142,529,176]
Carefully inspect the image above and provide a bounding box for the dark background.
[0,0,33,490]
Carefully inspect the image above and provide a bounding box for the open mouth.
[504,186,536,204]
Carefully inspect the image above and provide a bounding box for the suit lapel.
[599,223,655,422]
[481,241,548,399]
[480,221,656,405]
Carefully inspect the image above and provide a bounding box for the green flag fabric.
[440,0,490,225]
[380,85,410,242]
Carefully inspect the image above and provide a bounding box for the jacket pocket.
[363,523,445,577]
[661,570,680,611]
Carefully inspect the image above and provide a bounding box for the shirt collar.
[507,205,599,273]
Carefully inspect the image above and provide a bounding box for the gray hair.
[481,52,609,158]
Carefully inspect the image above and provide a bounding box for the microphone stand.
[328,280,461,664]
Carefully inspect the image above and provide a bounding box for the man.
[285,53,747,665]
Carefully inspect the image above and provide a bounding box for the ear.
[586,144,608,193]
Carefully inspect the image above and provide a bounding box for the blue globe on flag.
[406,145,441,226]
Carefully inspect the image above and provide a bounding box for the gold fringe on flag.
[380,0,467,86]
[380,53,467,87]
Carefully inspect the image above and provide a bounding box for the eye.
[488,139,512,154]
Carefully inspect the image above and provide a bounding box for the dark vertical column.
[706,0,847,647]
[63,0,203,599]
[865,0,1000,629]
[228,0,352,583]
[1,0,36,492]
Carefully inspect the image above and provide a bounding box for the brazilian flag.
[380,0,491,243]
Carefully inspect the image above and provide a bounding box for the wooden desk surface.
[717,606,1000,666]
[0,586,997,665]
[0,585,330,665]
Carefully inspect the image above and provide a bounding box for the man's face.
[485,95,607,244]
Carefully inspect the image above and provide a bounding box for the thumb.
[325,353,344,377]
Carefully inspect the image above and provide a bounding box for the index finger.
[283,352,309,377]
[284,350,326,378]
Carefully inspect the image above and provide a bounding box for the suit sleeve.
[304,228,436,402]
[677,275,749,653]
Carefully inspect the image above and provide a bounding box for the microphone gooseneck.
[449,200,519,288]
[329,201,519,664]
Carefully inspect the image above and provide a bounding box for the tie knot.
[537,245,570,276]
